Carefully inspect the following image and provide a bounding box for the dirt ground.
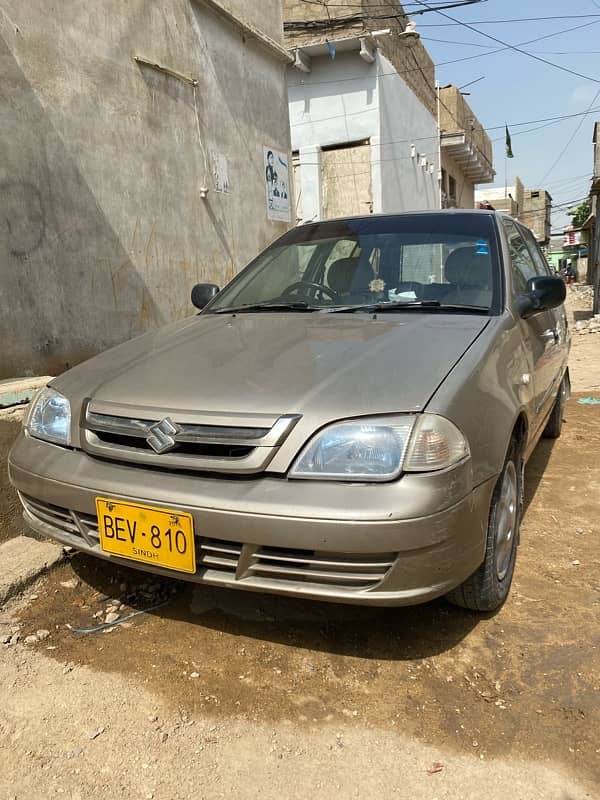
[1,289,599,799]
[0,406,28,544]
[566,285,600,393]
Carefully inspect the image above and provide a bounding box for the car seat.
[443,246,492,307]
[326,257,362,296]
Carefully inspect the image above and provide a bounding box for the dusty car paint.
[9,211,569,608]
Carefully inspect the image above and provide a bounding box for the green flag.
[505,125,514,159]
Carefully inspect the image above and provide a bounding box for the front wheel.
[447,437,522,612]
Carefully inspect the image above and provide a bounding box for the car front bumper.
[9,433,496,606]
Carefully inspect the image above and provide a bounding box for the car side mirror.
[191,283,220,310]
[517,275,566,319]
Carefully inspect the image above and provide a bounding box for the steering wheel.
[283,280,338,302]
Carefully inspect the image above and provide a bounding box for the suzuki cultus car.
[10,211,569,611]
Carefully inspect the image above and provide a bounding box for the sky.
[409,0,600,231]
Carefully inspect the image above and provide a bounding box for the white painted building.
[287,36,440,223]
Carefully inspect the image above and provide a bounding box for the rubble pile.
[572,284,595,300]
[575,314,600,334]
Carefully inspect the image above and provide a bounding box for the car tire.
[542,375,567,439]
[447,436,522,612]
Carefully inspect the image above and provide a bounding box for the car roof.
[299,209,505,224]
[296,208,525,232]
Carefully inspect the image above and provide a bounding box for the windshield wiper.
[325,301,489,315]
[213,301,319,314]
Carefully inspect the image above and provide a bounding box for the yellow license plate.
[96,498,196,574]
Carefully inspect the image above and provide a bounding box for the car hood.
[54,312,489,431]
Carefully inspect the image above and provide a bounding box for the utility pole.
[436,80,442,209]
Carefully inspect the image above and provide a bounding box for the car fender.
[424,314,534,487]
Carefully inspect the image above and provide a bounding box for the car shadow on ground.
[63,426,568,663]
[523,436,555,514]
[54,423,566,663]
[68,552,484,662]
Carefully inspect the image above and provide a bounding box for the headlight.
[26,387,71,446]
[290,414,468,481]
[290,416,416,481]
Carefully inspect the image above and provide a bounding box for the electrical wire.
[529,50,600,55]
[286,16,599,157]
[544,173,592,188]
[290,3,599,208]
[291,103,600,149]
[434,18,600,69]
[410,0,600,83]
[295,0,484,15]
[489,119,566,143]
[422,35,496,48]
[298,0,482,7]
[296,0,599,21]
[417,15,600,26]
[286,27,600,91]
[538,87,600,185]
[424,38,600,56]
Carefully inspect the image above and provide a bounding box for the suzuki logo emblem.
[146,417,180,454]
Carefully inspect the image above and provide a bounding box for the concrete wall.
[217,0,284,43]
[475,177,524,218]
[593,122,600,179]
[0,0,290,378]
[288,49,438,220]
[441,151,475,209]
[377,54,439,212]
[521,189,552,246]
[288,50,379,221]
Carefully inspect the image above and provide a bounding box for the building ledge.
[289,35,378,72]
[441,131,495,184]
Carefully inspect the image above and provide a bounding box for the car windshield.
[207,213,501,314]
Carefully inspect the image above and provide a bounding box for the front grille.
[82,403,300,474]
[94,431,254,460]
[249,546,395,588]
[19,498,396,594]
[20,494,81,537]
[20,494,100,543]
[198,538,243,573]
[198,538,395,590]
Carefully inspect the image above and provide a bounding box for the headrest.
[327,257,361,295]
[444,246,491,289]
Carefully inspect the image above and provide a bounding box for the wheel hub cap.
[495,461,518,581]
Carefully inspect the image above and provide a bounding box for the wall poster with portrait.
[264,146,291,222]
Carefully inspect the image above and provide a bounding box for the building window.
[441,168,448,208]
[448,174,457,205]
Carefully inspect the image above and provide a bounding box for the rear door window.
[519,226,552,276]
[502,218,537,295]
